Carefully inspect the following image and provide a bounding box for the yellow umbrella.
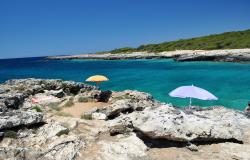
[85,75,109,85]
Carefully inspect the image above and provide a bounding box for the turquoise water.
[0,57,250,110]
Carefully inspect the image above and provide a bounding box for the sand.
[61,102,109,118]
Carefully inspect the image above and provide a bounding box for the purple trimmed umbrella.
[169,85,218,107]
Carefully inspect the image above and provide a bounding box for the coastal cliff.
[47,48,250,62]
[0,78,250,160]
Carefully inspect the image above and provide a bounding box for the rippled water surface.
[1,57,250,110]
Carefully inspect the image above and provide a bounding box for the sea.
[0,57,250,110]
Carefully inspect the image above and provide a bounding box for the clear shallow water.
[0,57,250,110]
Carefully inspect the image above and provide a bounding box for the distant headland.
[47,29,250,62]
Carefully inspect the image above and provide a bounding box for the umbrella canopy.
[169,85,218,106]
[86,75,109,83]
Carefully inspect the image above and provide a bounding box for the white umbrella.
[169,85,218,107]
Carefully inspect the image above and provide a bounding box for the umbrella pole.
[189,98,192,109]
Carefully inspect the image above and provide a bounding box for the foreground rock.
[0,78,97,112]
[47,48,250,62]
[0,110,43,130]
[100,90,157,119]
[1,78,250,160]
[109,105,250,142]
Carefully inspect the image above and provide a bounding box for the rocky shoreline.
[0,78,250,160]
[46,48,250,62]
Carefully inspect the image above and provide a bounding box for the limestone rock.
[45,89,65,98]
[109,105,249,142]
[101,90,157,118]
[0,110,44,130]
[39,135,84,160]
[98,133,147,160]
[91,112,107,120]
[132,106,246,142]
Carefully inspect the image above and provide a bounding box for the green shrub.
[56,129,69,136]
[64,97,74,107]
[31,105,43,112]
[81,114,92,120]
[15,85,26,91]
[48,102,61,111]
[56,112,72,117]
[78,96,89,103]
[113,94,132,100]
[104,29,250,53]
[4,130,17,139]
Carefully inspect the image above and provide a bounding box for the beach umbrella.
[169,85,218,107]
[85,75,109,86]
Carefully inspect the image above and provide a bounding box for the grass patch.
[64,97,74,107]
[14,85,26,91]
[4,130,17,139]
[56,112,72,117]
[31,105,43,112]
[113,94,132,101]
[78,96,89,103]
[81,114,92,120]
[48,102,61,111]
[56,129,69,136]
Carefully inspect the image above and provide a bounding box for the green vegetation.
[31,105,43,112]
[81,114,92,120]
[56,112,72,117]
[56,129,69,136]
[48,102,61,111]
[4,130,17,139]
[113,93,132,100]
[107,29,250,53]
[110,47,136,54]
[15,85,26,91]
[78,96,89,103]
[64,97,74,107]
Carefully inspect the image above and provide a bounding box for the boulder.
[91,112,107,120]
[109,105,250,142]
[101,90,158,119]
[0,110,44,130]
[4,93,27,109]
[244,103,250,118]
[98,133,147,160]
[39,135,84,160]
[45,89,65,98]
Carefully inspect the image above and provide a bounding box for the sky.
[0,0,250,59]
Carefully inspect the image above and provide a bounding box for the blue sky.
[0,0,249,59]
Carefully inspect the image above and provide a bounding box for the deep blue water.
[0,57,250,110]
